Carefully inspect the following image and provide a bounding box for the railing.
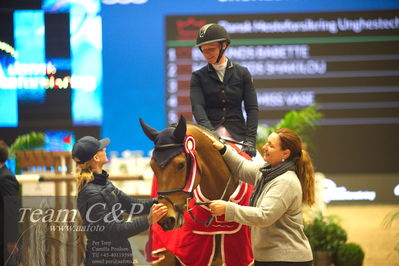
[16,150,74,175]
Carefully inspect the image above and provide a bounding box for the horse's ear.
[139,118,159,142]
[173,115,186,142]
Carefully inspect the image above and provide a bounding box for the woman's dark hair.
[275,128,315,206]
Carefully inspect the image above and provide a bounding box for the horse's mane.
[187,122,220,139]
[168,121,220,140]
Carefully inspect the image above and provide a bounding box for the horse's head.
[139,116,200,231]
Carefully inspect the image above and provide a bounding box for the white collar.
[212,58,228,71]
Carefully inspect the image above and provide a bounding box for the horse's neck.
[190,127,238,200]
[198,151,238,200]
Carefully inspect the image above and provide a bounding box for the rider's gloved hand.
[240,140,257,157]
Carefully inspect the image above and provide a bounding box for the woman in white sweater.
[209,128,315,266]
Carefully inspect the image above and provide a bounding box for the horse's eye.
[177,162,185,170]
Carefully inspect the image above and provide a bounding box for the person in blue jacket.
[190,23,259,157]
[72,136,167,266]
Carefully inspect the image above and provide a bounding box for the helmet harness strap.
[216,41,227,64]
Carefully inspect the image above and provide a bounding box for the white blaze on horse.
[140,115,254,266]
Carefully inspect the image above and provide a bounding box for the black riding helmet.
[196,23,230,64]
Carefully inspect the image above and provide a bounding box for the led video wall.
[0,0,103,128]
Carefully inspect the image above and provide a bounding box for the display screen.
[165,10,399,127]
[0,0,103,128]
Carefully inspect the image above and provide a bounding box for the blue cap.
[72,136,110,164]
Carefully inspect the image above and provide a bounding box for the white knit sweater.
[223,146,313,262]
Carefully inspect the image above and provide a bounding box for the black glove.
[240,140,257,157]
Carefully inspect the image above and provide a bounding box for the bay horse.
[140,115,253,266]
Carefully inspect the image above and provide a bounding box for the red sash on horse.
[146,144,254,265]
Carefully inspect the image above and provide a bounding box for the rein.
[221,138,249,147]
[188,174,232,226]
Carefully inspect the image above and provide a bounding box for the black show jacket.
[190,59,259,144]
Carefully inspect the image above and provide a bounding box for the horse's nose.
[160,216,176,231]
